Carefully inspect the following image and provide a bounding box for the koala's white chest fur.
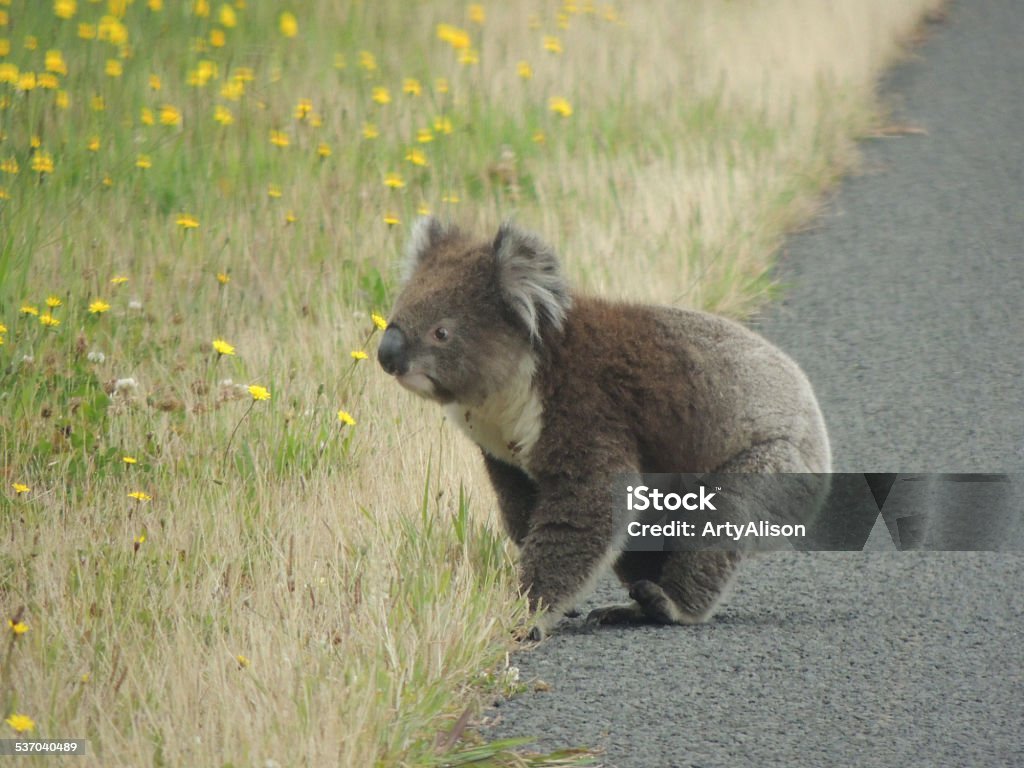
[443,355,543,476]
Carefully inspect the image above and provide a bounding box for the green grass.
[1,1,941,765]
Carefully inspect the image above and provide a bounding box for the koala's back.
[535,297,831,474]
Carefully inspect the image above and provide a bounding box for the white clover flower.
[87,351,106,364]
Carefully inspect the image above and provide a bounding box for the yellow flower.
[0,64,17,84]
[362,123,379,140]
[269,130,289,147]
[267,183,282,198]
[88,136,100,152]
[134,532,146,544]
[40,314,60,327]
[543,35,563,54]
[46,296,62,308]
[149,74,161,90]
[236,654,250,668]
[193,0,209,17]
[442,192,461,204]
[384,173,405,189]
[548,96,573,117]
[159,105,182,126]
[294,98,313,120]
[128,491,151,502]
[78,22,96,39]
[91,95,105,111]
[337,410,356,426]
[45,49,68,75]
[140,107,155,125]
[371,87,390,105]
[417,203,431,216]
[0,323,6,334]
[433,116,453,135]
[88,299,111,314]
[8,619,28,634]
[279,11,297,38]
[458,48,479,66]
[105,59,123,77]
[214,105,233,125]
[357,50,377,71]
[31,152,54,174]
[468,4,485,25]
[216,272,230,285]
[219,4,237,27]
[383,213,400,226]
[517,61,533,79]
[212,338,235,356]
[350,350,368,361]
[435,77,449,95]
[317,142,331,158]
[403,78,422,96]
[532,131,546,144]
[37,73,59,90]
[371,312,388,331]
[111,275,128,285]
[416,128,434,144]
[405,148,428,167]
[220,79,244,100]
[209,28,225,47]
[5,713,34,733]
[54,0,76,19]
[284,211,297,224]
[122,456,137,464]
[20,305,39,316]
[436,23,471,50]
[135,154,152,169]
[1,157,18,174]
[248,384,270,401]
[12,483,30,494]
[177,213,199,229]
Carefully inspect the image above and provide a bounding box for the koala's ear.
[403,216,452,283]
[492,222,571,341]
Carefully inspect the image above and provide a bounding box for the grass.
[1,1,941,765]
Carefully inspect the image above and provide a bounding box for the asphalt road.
[486,2,1024,765]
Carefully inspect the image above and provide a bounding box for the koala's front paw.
[585,602,646,626]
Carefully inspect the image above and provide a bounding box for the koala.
[378,217,831,638]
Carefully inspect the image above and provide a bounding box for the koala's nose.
[377,325,409,376]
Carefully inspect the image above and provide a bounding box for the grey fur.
[380,222,832,639]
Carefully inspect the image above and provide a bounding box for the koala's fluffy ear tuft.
[493,222,571,342]
[403,216,456,283]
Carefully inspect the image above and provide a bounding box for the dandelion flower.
[405,148,428,167]
[362,123,379,140]
[279,11,298,38]
[111,275,128,285]
[317,142,332,158]
[358,50,377,71]
[350,350,368,361]
[88,136,100,152]
[212,339,235,356]
[435,78,449,95]
[159,105,182,126]
[403,78,422,96]
[436,23,471,50]
[371,87,390,105]
[5,714,34,733]
[458,48,479,66]
[543,35,563,54]
[548,96,573,117]
[216,272,230,285]
[236,654,250,668]
[383,213,400,226]
[285,211,297,224]
[269,130,289,147]
[417,203,431,216]
[416,128,434,144]
[517,61,533,79]
[12,483,30,494]
[267,183,282,198]
[1,157,18,174]
[140,107,155,125]
[149,74,161,90]
[219,5,237,27]
[89,299,111,314]
[248,384,271,401]
[54,0,77,19]
[135,155,152,169]
[177,213,199,229]
[214,105,234,125]
[8,620,28,635]
[45,49,68,75]
[105,59,123,77]
[384,173,405,189]
[209,28,225,47]
[134,533,146,544]
[21,305,39,316]
[40,314,60,327]
[468,4,485,25]
[337,409,356,426]
[123,456,137,464]
[31,152,54,174]
[371,312,388,330]
[128,491,152,502]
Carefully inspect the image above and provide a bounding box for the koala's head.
[378,217,571,405]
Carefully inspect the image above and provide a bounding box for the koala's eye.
[433,326,450,342]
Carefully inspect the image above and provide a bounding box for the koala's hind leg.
[586,551,742,626]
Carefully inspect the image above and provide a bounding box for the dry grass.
[0,1,940,765]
